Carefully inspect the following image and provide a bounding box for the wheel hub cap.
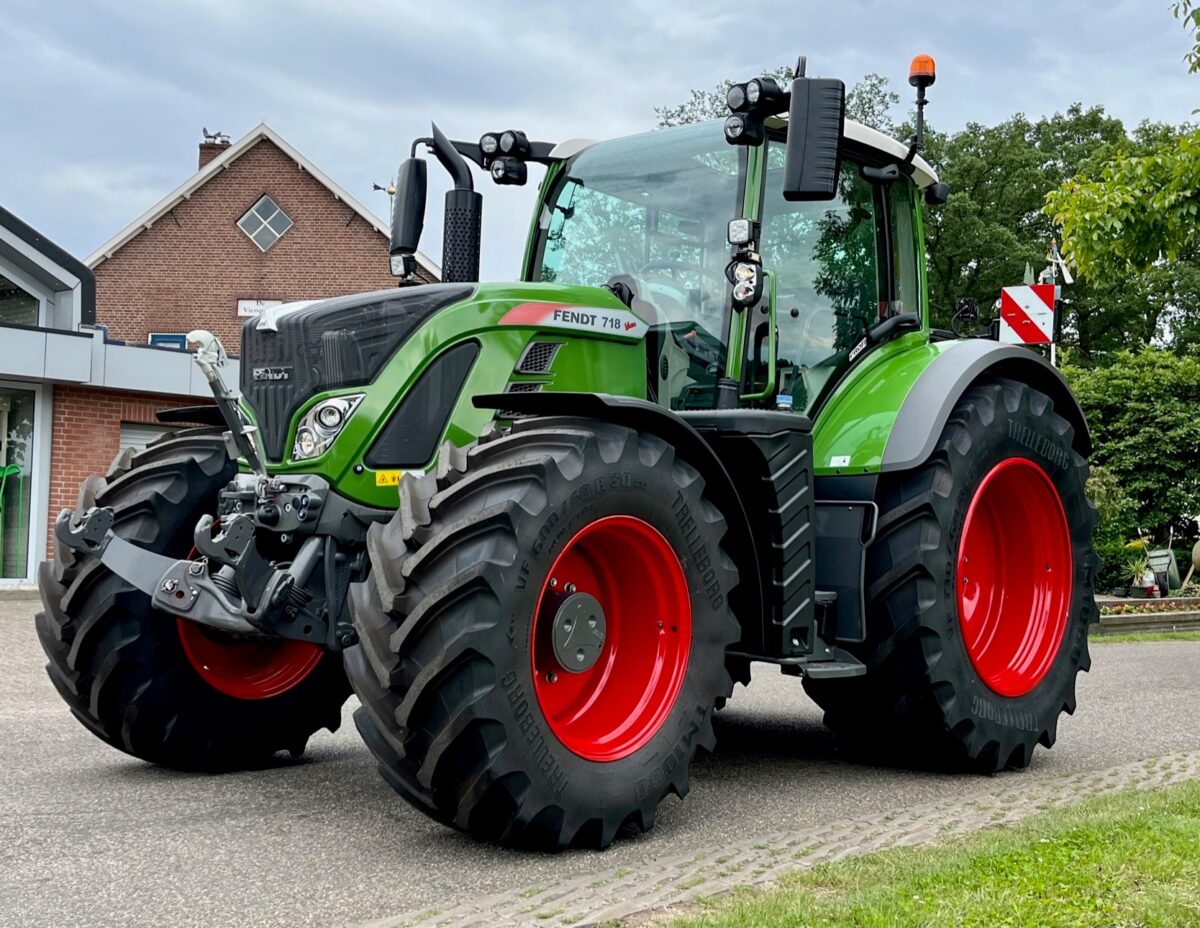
[531,515,692,762]
[550,592,607,673]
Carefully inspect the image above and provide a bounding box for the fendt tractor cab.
[40,56,1096,850]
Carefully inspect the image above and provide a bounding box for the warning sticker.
[499,302,648,339]
[374,471,402,487]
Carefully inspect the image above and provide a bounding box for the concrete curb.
[1092,611,1200,634]
[360,751,1200,928]
[0,585,40,602]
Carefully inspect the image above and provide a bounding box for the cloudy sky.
[2,0,1196,280]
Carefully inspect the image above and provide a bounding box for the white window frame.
[0,263,49,328]
[237,195,293,252]
[0,379,50,584]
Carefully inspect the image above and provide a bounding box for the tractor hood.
[240,284,473,460]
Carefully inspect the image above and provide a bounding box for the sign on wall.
[237,299,282,318]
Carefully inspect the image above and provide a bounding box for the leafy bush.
[1087,466,1138,590]
[1065,350,1200,538]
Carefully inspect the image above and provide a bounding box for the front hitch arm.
[54,507,330,646]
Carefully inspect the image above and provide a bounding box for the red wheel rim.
[531,515,691,762]
[956,457,1072,698]
[177,619,323,700]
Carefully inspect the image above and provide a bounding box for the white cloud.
[2,0,1197,281]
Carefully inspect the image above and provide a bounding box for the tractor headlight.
[292,394,364,461]
[490,156,528,186]
[479,133,499,155]
[727,260,763,308]
[724,114,764,146]
[295,427,319,459]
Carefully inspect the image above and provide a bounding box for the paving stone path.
[365,750,1200,928]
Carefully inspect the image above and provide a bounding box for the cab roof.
[549,118,939,189]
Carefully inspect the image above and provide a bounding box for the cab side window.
[761,149,884,366]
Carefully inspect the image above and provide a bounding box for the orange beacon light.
[909,54,936,88]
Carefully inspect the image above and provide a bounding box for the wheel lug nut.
[545,671,557,683]
[575,649,586,663]
[549,577,558,588]
[565,583,576,594]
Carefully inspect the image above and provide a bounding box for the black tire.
[346,418,740,849]
[35,429,351,770]
[804,378,1097,772]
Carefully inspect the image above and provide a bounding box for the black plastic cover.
[682,410,816,658]
[782,77,845,201]
[364,341,479,469]
[240,284,473,460]
[390,158,427,261]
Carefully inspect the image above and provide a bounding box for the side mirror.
[781,77,845,201]
[389,157,427,277]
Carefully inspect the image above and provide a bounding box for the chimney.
[199,138,231,168]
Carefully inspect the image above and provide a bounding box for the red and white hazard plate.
[999,284,1056,345]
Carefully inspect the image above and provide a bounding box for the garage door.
[118,422,175,453]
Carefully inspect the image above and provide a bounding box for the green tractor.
[38,56,1096,850]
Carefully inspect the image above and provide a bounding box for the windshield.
[532,121,743,409]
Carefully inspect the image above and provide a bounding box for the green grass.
[1092,630,1200,643]
[669,779,1200,928]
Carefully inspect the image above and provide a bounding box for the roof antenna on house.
[202,127,230,144]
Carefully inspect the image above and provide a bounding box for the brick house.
[0,124,438,580]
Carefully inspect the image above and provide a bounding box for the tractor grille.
[239,284,472,461]
[515,341,562,374]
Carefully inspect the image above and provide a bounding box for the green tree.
[1044,5,1200,276]
[1045,129,1200,275]
[1064,349,1200,537]
[655,70,900,133]
[921,106,1128,337]
[1172,0,1200,73]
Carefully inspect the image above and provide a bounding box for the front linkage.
[55,329,369,654]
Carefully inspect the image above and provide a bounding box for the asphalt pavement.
[3,599,1199,928]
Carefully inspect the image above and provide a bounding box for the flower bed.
[1100,597,1200,616]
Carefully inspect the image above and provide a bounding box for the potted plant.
[1126,554,1158,598]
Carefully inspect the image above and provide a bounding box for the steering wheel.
[636,260,729,327]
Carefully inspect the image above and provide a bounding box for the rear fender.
[812,337,1090,476]
[881,340,1091,471]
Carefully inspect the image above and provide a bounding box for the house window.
[0,273,39,327]
[237,195,293,252]
[148,333,188,350]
